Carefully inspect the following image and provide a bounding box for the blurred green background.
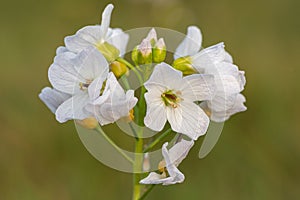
[1,0,299,199]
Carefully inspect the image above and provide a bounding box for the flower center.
[161,90,182,108]
[79,79,93,91]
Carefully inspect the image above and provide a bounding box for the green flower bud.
[131,46,139,65]
[110,61,128,78]
[96,42,120,63]
[153,38,166,63]
[172,56,197,75]
[131,39,153,65]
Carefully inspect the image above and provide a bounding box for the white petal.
[144,92,167,131]
[239,70,246,91]
[144,62,183,91]
[48,55,84,95]
[192,42,225,71]
[88,76,105,100]
[174,26,202,59]
[208,93,247,122]
[39,87,71,113]
[55,94,90,123]
[139,172,173,185]
[87,73,137,125]
[65,25,102,53]
[206,62,239,77]
[224,51,233,63]
[145,28,157,42]
[181,74,215,101]
[55,46,68,55]
[167,101,209,140]
[168,139,194,166]
[162,143,185,185]
[209,75,241,112]
[107,28,129,57]
[73,46,109,81]
[100,4,114,40]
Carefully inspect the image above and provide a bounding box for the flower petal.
[73,46,109,81]
[192,42,225,71]
[87,73,137,125]
[144,91,167,131]
[55,94,90,123]
[168,139,194,166]
[181,74,215,101]
[204,93,247,122]
[100,4,114,40]
[174,26,202,59]
[144,62,183,91]
[65,26,102,53]
[48,53,84,95]
[162,143,185,185]
[39,87,71,113]
[167,101,209,140]
[139,172,173,185]
[107,28,129,57]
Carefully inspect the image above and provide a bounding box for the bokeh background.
[1,0,300,199]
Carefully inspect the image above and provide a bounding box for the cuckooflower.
[48,46,109,123]
[85,72,138,126]
[140,139,194,185]
[144,63,214,140]
[39,87,71,113]
[174,26,247,122]
[64,4,129,61]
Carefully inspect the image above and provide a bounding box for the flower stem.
[143,128,172,153]
[94,125,134,164]
[132,129,144,200]
[139,185,156,200]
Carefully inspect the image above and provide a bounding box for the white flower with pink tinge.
[144,63,214,140]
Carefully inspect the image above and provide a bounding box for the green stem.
[137,86,146,126]
[94,125,134,164]
[120,75,131,90]
[129,122,139,140]
[143,128,172,153]
[139,185,156,200]
[133,129,144,200]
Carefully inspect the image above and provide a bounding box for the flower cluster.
[39,3,246,189]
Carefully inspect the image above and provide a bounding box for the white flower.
[174,26,247,122]
[140,139,194,185]
[48,46,109,123]
[39,87,71,113]
[144,63,214,140]
[64,4,129,58]
[201,94,247,122]
[85,72,138,126]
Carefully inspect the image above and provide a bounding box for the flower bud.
[96,42,120,63]
[138,39,153,64]
[75,117,98,129]
[131,39,153,65]
[172,56,197,75]
[110,61,128,78]
[145,28,158,46]
[131,46,139,65]
[152,38,166,63]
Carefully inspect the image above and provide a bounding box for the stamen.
[161,90,182,108]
